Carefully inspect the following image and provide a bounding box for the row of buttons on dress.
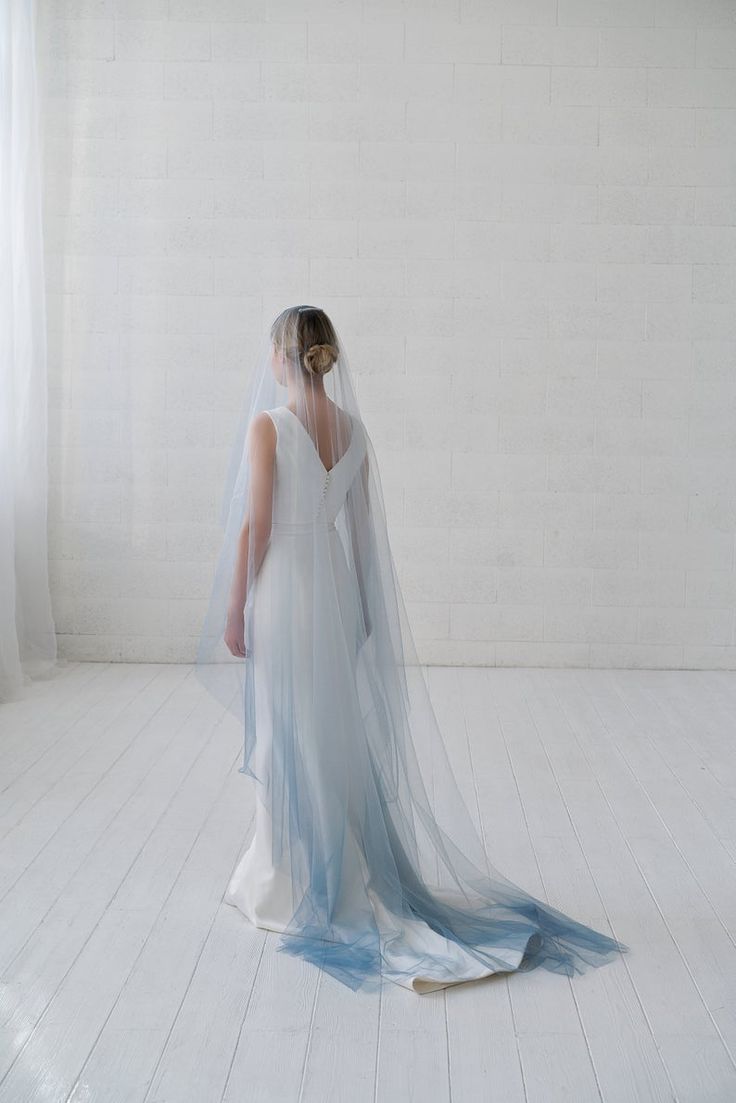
[315,468,331,520]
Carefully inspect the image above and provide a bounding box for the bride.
[195,305,629,994]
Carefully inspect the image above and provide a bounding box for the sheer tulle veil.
[195,305,629,993]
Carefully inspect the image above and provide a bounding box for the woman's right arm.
[347,449,373,641]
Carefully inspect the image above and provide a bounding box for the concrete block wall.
[36,0,736,668]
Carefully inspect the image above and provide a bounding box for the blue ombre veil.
[195,306,629,994]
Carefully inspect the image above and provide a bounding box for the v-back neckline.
[281,405,354,475]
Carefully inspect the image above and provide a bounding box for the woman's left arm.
[224,412,276,655]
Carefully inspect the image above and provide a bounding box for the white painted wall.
[36,1,736,669]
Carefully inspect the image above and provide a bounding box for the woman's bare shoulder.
[247,410,277,457]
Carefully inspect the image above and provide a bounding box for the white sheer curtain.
[0,0,58,703]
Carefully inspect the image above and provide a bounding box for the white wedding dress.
[223,404,627,994]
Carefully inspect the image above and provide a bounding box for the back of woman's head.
[270,305,339,378]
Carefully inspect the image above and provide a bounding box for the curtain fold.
[0,0,58,703]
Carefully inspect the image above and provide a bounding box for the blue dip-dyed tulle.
[198,318,630,995]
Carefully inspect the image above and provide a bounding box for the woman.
[196,305,629,994]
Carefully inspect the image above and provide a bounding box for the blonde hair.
[270,305,339,377]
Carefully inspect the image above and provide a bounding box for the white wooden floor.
[0,661,734,1103]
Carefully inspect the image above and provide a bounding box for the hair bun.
[304,342,337,376]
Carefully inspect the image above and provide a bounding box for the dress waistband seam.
[271,520,336,533]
